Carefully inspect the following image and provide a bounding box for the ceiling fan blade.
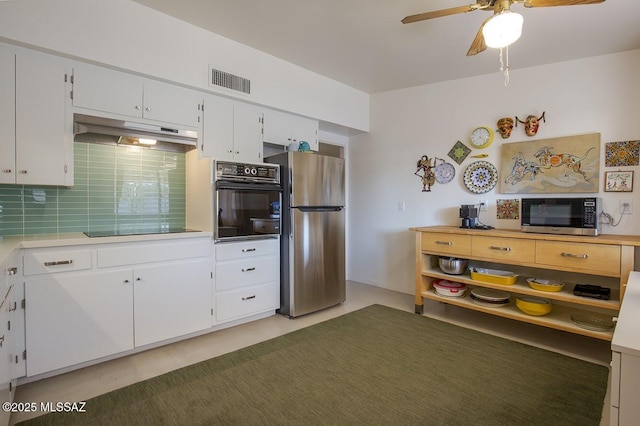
[466,16,493,56]
[523,0,605,7]
[401,4,481,24]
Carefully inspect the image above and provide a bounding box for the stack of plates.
[470,288,510,308]
[432,279,466,298]
[571,313,616,331]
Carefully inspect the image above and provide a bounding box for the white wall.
[0,0,369,133]
[347,50,640,294]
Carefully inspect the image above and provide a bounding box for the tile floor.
[10,281,612,425]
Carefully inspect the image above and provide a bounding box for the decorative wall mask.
[515,111,546,136]
[497,117,515,139]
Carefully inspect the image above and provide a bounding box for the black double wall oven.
[214,160,282,242]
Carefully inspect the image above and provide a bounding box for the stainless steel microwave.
[521,197,601,236]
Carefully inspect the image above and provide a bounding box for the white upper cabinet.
[72,64,201,128]
[0,45,16,185]
[72,64,141,119]
[263,109,318,151]
[201,94,234,159]
[15,49,73,186]
[142,79,202,128]
[232,102,264,162]
[201,95,263,162]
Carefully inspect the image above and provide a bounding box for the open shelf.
[423,289,615,341]
[422,268,620,311]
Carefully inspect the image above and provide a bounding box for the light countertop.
[0,231,213,266]
[612,271,640,356]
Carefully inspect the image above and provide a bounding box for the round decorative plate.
[435,162,456,184]
[463,161,498,194]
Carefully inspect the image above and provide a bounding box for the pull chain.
[499,46,510,87]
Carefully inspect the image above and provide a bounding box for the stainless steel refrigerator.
[266,152,345,318]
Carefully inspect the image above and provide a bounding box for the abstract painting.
[500,133,600,194]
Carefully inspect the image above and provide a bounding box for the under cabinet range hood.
[73,113,198,146]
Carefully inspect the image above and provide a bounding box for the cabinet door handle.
[242,248,256,252]
[124,279,130,283]
[18,170,27,174]
[435,241,453,246]
[241,267,256,272]
[135,105,141,110]
[1,169,11,173]
[490,246,512,252]
[7,267,17,276]
[242,295,256,301]
[561,252,588,259]
[44,260,73,266]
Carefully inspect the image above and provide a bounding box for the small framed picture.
[605,170,634,192]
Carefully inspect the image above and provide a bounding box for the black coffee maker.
[459,205,478,229]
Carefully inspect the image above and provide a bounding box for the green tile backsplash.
[0,142,186,236]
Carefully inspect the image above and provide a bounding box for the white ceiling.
[132,0,640,94]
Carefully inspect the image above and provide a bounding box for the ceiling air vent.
[209,67,251,95]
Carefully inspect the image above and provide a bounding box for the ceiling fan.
[402,0,606,56]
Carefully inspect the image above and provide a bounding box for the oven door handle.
[216,181,282,191]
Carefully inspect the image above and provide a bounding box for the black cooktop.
[83,228,201,238]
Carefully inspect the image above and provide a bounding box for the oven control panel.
[215,160,280,183]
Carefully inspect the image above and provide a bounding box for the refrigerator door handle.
[296,206,344,212]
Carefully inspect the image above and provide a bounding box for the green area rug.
[19,304,608,425]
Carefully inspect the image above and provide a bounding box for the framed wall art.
[605,170,634,192]
[499,133,600,194]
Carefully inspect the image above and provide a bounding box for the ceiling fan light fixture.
[482,11,523,49]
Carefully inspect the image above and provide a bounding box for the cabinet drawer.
[216,282,278,323]
[535,241,620,275]
[23,249,92,276]
[215,256,278,291]
[421,233,471,257]
[472,236,535,263]
[215,239,278,261]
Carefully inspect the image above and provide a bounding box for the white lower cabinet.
[25,269,134,377]
[214,239,279,324]
[133,258,212,347]
[22,237,214,377]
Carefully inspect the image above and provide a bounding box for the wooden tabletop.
[410,225,640,246]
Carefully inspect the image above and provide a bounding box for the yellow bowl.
[516,297,552,316]
[527,278,565,292]
[470,268,518,286]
